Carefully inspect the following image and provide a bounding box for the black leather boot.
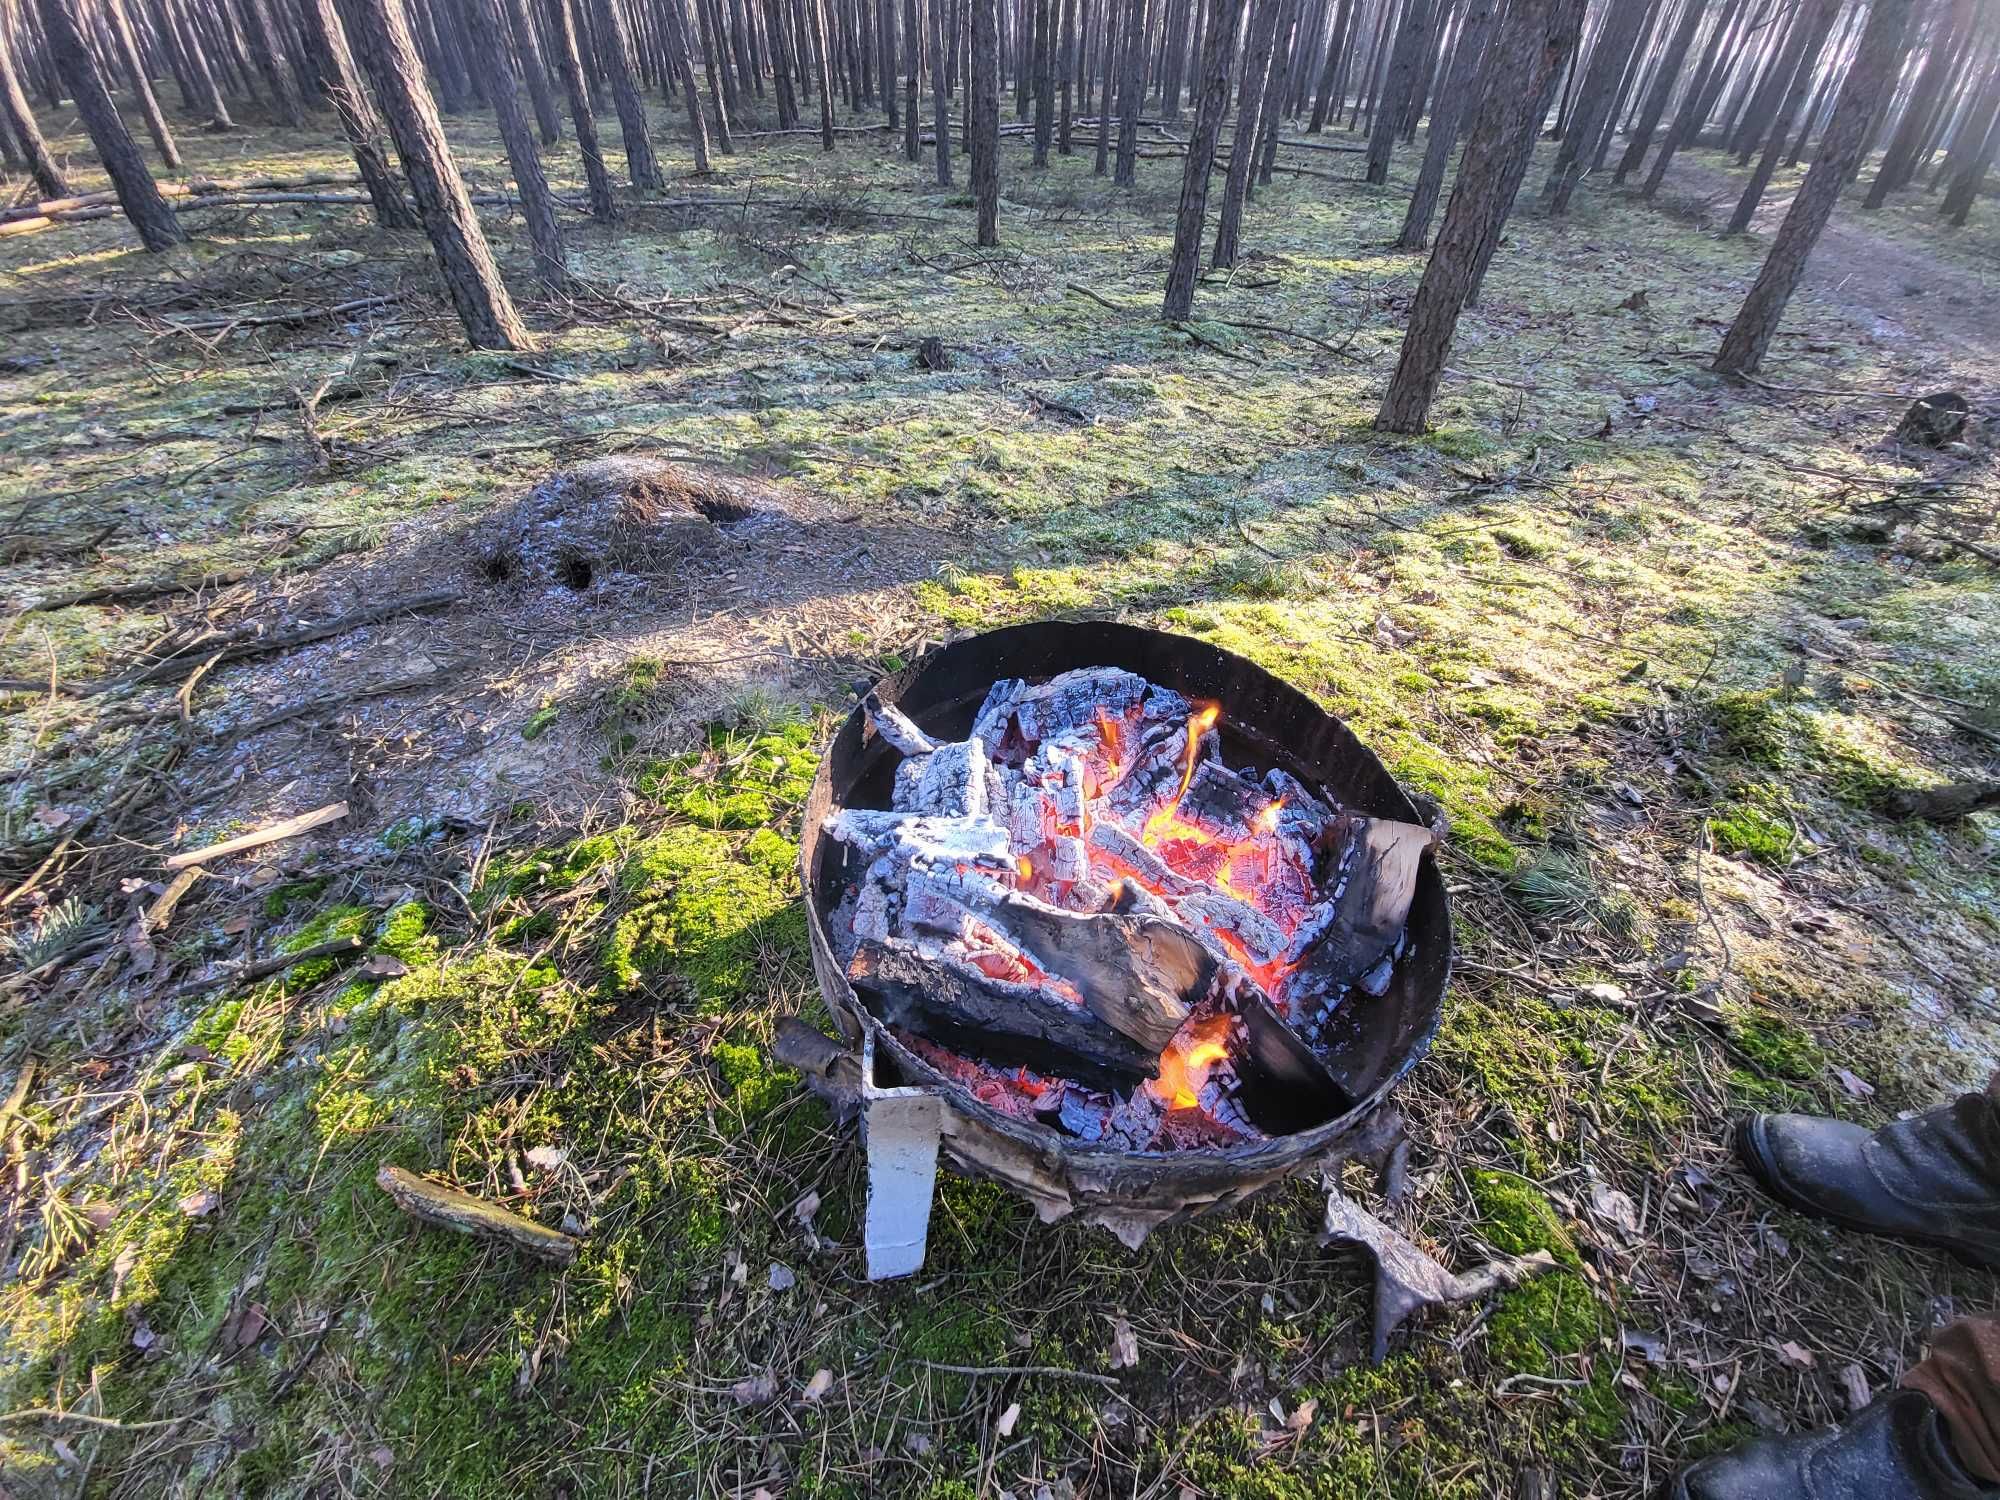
[1674,1390,1998,1500]
[1735,1089,2000,1271]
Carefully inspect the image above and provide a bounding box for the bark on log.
[1882,779,2000,822]
[992,896,1214,1052]
[376,1164,580,1263]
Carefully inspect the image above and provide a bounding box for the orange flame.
[1143,704,1220,847]
[1016,855,1033,881]
[1150,1014,1232,1109]
[1255,799,1284,835]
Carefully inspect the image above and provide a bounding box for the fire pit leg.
[860,1031,943,1281]
[1320,1192,1556,1364]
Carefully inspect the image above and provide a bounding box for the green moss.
[279,903,369,983]
[262,876,330,918]
[1708,798,1794,866]
[638,715,819,830]
[1469,1172,1580,1268]
[1725,1005,1825,1081]
[605,825,805,1007]
[1709,689,1792,768]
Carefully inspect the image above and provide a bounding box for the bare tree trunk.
[879,0,900,123]
[668,0,716,167]
[1031,0,1052,160]
[1394,0,1490,249]
[1543,0,1646,211]
[1375,0,1586,432]
[463,0,565,286]
[1210,0,1281,261]
[337,0,533,348]
[765,0,799,124]
[970,0,998,235]
[692,0,736,152]
[502,0,562,143]
[543,0,615,216]
[929,0,952,177]
[1251,0,1299,188]
[1728,0,1839,233]
[161,0,234,127]
[297,0,419,227]
[1057,0,1075,147]
[1306,0,1349,130]
[1715,0,1913,376]
[36,0,184,248]
[1162,0,1241,317]
[1092,0,1112,170]
[1642,0,1743,198]
[0,1,66,196]
[904,0,921,153]
[586,0,663,185]
[1111,0,1142,181]
[241,0,309,123]
[1940,66,2000,223]
[98,0,179,168]
[1363,0,1427,181]
[1612,0,1703,183]
[1866,0,1971,206]
[814,0,837,145]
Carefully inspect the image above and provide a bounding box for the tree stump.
[1892,392,1970,449]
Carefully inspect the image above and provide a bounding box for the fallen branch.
[221,665,462,739]
[160,935,363,1001]
[375,1164,579,1264]
[164,801,349,870]
[1207,317,1360,359]
[919,1362,1122,1388]
[0,1407,183,1432]
[115,590,463,691]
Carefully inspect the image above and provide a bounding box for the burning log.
[991,896,1214,1053]
[1280,815,1435,1019]
[863,690,939,756]
[849,938,1156,1086]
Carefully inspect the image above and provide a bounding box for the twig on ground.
[919,1362,1122,1388]
[375,1164,579,1264]
[163,801,349,870]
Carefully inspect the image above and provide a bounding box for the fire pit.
[777,623,1548,1356]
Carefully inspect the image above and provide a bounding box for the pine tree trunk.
[463,0,565,285]
[814,0,838,145]
[692,0,736,152]
[880,0,900,124]
[97,0,178,167]
[1092,0,1112,170]
[1111,0,1143,181]
[1251,0,1299,187]
[1715,0,1913,375]
[1056,0,1075,148]
[1031,0,1053,160]
[765,0,799,123]
[1363,0,1428,181]
[1307,0,1351,131]
[1613,0,1703,183]
[929,0,952,177]
[970,0,999,235]
[1394,0,1490,249]
[239,0,308,123]
[1211,0,1282,262]
[501,0,562,143]
[1866,0,1970,206]
[1731,0,1828,166]
[1543,0,1646,211]
[1728,0,1838,232]
[587,0,663,184]
[37,0,185,249]
[0,3,67,196]
[1940,64,2000,223]
[338,0,532,348]
[904,0,921,152]
[297,0,419,227]
[161,0,234,128]
[1375,0,1585,432]
[542,0,616,215]
[1162,0,1241,317]
[1643,0,1742,197]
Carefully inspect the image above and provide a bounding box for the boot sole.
[1734,1116,2000,1274]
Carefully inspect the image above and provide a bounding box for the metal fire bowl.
[794,621,1452,1253]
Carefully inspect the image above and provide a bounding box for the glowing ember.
[1150,1015,1233,1109]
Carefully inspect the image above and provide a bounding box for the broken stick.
[375,1164,579,1265]
[164,801,349,869]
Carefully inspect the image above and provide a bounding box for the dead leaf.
[995,1401,1021,1437]
[523,1145,566,1171]
[730,1371,778,1405]
[1839,1363,1872,1412]
[1581,982,1630,1007]
[1620,1328,1665,1364]
[1108,1314,1139,1370]
[1777,1340,1817,1370]
[1287,1397,1318,1434]
[221,1301,269,1354]
[358,953,409,979]
[1834,1068,1876,1098]
[768,1262,796,1292]
[793,1189,821,1227]
[904,1431,932,1456]
[1588,1181,1641,1239]
[178,1188,218,1217]
[802,1368,834,1403]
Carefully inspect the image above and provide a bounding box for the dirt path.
[1655,154,2000,386]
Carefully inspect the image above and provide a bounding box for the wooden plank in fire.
[991,895,1217,1053]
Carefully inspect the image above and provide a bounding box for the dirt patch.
[470,457,801,592]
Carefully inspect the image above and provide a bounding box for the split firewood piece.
[849,938,1155,1086]
[862,691,939,756]
[1321,1191,1555,1363]
[1284,816,1435,993]
[164,801,349,870]
[993,896,1216,1053]
[375,1164,578,1265]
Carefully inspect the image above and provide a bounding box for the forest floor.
[1,99,1998,1500]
